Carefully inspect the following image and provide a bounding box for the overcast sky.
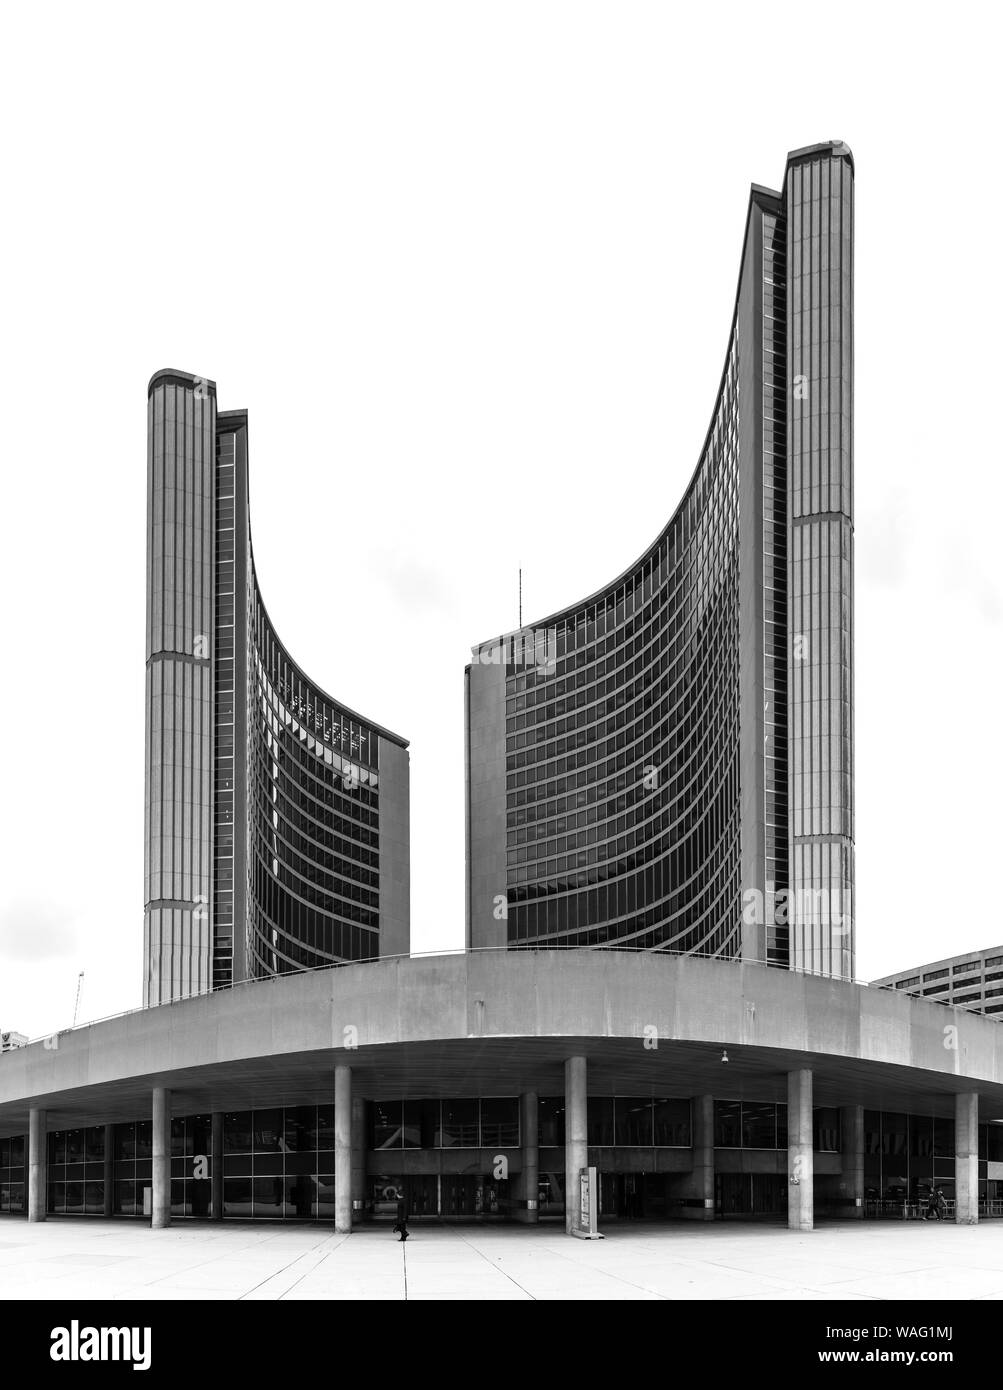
[1,1,1001,1039]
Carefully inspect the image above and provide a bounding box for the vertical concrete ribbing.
[565,1057,587,1235]
[335,1066,352,1233]
[151,1087,171,1229]
[28,1107,46,1223]
[691,1095,715,1221]
[144,375,216,1006]
[787,1068,813,1232]
[515,1091,539,1224]
[955,1092,979,1225]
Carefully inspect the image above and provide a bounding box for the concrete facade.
[787,1068,813,1231]
[377,738,411,960]
[2,953,1002,1234]
[464,659,508,950]
[737,191,767,970]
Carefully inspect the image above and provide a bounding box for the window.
[988,1126,1003,1163]
[813,1107,840,1152]
[881,1114,907,1158]
[538,1097,565,1147]
[438,1100,478,1148]
[480,1098,519,1148]
[714,1100,742,1148]
[615,1099,653,1147]
[933,1119,954,1160]
[653,1098,690,1147]
[0,1136,26,1214]
[742,1102,778,1150]
[371,1101,403,1150]
[587,1098,614,1147]
[864,1111,881,1156]
[284,1107,317,1152]
[910,1116,933,1158]
[402,1100,437,1149]
[224,1112,253,1153]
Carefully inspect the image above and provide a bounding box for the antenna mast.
[72,971,84,1028]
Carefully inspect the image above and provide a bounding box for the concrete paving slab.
[3,1217,1002,1300]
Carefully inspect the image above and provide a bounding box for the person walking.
[393,1194,410,1242]
[926,1186,948,1220]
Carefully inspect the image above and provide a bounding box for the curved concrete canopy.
[1,952,1001,1132]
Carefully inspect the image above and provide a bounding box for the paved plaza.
[2,1219,1003,1300]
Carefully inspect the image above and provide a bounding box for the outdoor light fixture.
[721,1049,729,1064]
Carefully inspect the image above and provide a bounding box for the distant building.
[872,948,1003,1017]
[0,1032,28,1053]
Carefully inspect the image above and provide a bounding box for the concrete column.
[840,1105,864,1219]
[787,1069,813,1232]
[690,1095,715,1220]
[955,1092,979,1225]
[335,1065,352,1233]
[28,1107,46,1223]
[515,1091,539,1224]
[351,1096,366,1219]
[211,1112,224,1221]
[103,1123,115,1218]
[151,1087,171,1229]
[564,1057,587,1235]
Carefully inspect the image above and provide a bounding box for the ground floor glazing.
[4,1096,1003,1223]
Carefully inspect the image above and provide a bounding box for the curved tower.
[465,142,853,980]
[144,372,409,1007]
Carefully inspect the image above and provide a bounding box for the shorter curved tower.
[144,373,409,1007]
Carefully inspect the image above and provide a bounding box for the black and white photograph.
[1,0,1001,1365]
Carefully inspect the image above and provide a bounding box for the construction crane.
[72,972,84,1028]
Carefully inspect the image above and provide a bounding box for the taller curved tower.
[144,372,410,1007]
[465,142,853,980]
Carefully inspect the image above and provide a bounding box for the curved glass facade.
[502,343,742,955]
[467,143,854,978]
[145,375,409,1006]
[245,589,383,978]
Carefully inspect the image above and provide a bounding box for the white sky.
[1,1,1001,1039]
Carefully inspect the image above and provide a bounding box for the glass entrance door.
[441,1176,478,1217]
[715,1173,787,1217]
